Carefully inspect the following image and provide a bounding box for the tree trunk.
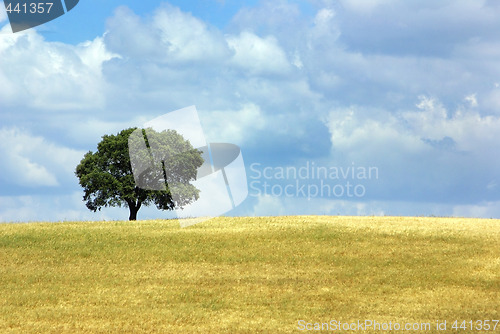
[129,206,138,221]
[126,198,142,221]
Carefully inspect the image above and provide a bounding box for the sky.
[1,0,500,222]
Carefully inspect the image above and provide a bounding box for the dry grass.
[0,216,499,333]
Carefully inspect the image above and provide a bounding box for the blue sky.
[39,0,267,43]
[1,0,500,221]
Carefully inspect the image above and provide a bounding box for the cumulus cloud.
[0,128,85,188]
[313,8,335,31]
[325,96,500,203]
[105,4,294,76]
[0,29,118,109]
[337,0,500,57]
[2,1,500,220]
[105,5,230,64]
[152,4,230,63]
[328,97,498,160]
[201,103,266,144]
[464,94,478,108]
[227,31,291,76]
[403,96,500,153]
[76,37,120,74]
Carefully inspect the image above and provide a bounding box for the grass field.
[0,216,499,333]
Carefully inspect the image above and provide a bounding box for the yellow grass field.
[0,216,499,333]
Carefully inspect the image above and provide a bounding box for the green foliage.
[75,128,204,220]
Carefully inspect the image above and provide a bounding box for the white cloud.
[2,2,500,220]
[335,0,500,60]
[291,51,303,69]
[306,7,340,50]
[201,103,266,144]
[152,4,230,63]
[105,5,230,64]
[0,129,58,187]
[328,96,500,158]
[314,8,335,26]
[76,37,119,74]
[327,107,424,156]
[0,128,84,188]
[403,96,500,152]
[104,6,160,59]
[464,94,478,108]
[0,153,58,187]
[325,97,500,205]
[0,30,117,110]
[227,31,291,75]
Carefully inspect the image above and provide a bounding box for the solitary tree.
[75,127,204,220]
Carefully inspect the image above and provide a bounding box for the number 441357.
[5,2,54,14]
[452,320,499,331]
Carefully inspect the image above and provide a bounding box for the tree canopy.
[75,127,204,220]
